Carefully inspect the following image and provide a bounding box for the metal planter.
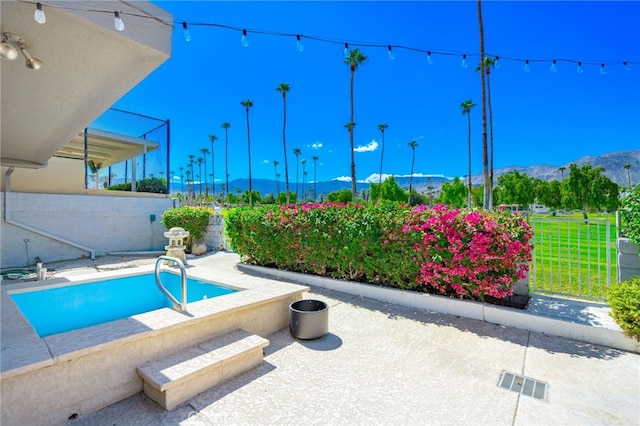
[289,299,328,340]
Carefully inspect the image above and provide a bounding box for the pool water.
[9,272,236,337]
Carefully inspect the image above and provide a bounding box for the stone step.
[137,329,269,411]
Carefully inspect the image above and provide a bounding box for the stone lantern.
[164,227,189,264]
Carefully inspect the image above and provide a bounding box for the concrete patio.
[7,252,639,425]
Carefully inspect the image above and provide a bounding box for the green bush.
[608,276,640,341]
[621,186,640,246]
[161,206,214,248]
[106,177,168,194]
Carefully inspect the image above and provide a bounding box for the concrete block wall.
[1,192,173,268]
[617,237,640,282]
[202,213,226,251]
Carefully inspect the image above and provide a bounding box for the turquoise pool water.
[9,272,236,337]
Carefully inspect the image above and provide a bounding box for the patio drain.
[498,371,547,400]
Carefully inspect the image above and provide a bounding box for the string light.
[494,55,500,69]
[524,60,530,72]
[387,45,394,60]
[461,54,468,69]
[624,61,632,71]
[577,61,584,74]
[550,60,557,72]
[427,51,433,64]
[343,42,349,59]
[296,34,304,52]
[241,29,249,47]
[182,22,191,42]
[600,63,606,75]
[114,11,124,31]
[34,2,46,24]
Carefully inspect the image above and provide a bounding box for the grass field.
[529,212,617,301]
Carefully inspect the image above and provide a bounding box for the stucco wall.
[0,157,85,193]
[1,192,174,268]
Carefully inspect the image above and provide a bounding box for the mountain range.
[218,150,639,197]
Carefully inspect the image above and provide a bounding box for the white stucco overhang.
[0,0,172,169]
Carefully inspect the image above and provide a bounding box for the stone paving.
[59,252,640,426]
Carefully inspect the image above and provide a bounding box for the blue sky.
[109,1,640,187]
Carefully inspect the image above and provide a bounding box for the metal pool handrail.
[155,256,188,312]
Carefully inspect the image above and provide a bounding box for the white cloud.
[308,142,323,149]
[263,160,270,164]
[332,176,352,182]
[361,173,394,183]
[354,139,379,153]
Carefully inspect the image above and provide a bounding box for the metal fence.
[531,216,613,301]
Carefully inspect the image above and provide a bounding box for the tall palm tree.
[179,166,184,193]
[208,134,218,196]
[312,155,319,201]
[408,141,418,204]
[293,148,301,202]
[197,157,203,196]
[221,122,231,200]
[476,56,497,207]
[478,0,490,208]
[461,99,476,208]
[240,99,254,205]
[200,147,210,196]
[301,159,307,199]
[273,160,280,196]
[188,155,196,197]
[624,164,632,189]
[276,83,292,205]
[558,166,566,181]
[185,169,191,196]
[345,48,368,201]
[377,123,389,204]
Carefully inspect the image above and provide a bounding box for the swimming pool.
[9,272,236,337]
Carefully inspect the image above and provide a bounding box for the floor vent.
[498,371,547,400]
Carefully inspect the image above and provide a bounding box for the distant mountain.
[218,150,639,197]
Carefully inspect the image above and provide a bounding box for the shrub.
[608,276,640,341]
[106,177,168,194]
[225,203,533,300]
[161,206,215,248]
[620,186,640,246]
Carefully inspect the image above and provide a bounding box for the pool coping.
[1,263,309,379]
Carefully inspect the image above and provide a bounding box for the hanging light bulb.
[114,11,125,31]
[34,3,46,24]
[427,51,433,65]
[296,34,304,52]
[387,45,394,60]
[524,60,530,72]
[182,22,192,42]
[550,60,557,73]
[241,29,249,47]
[494,56,500,69]
[600,64,606,75]
[461,54,468,69]
[576,61,583,74]
[343,42,349,59]
[624,61,632,71]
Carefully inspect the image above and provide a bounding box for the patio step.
[137,329,269,411]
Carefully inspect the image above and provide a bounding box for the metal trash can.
[289,299,328,340]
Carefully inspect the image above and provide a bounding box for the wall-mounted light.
[0,33,43,70]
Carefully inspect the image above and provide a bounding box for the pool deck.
[4,252,640,425]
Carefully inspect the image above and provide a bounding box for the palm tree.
[408,141,418,204]
[377,123,389,204]
[185,169,191,196]
[558,166,566,181]
[461,99,476,208]
[624,164,632,189]
[312,155,319,201]
[301,159,307,198]
[240,99,254,205]
[478,0,490,208]
[200,147,210,196]
[276,174,281,197]
[293,148,301,202]
[476,56,497,207]
[169,170,174,193]
[197,157,203,196]
[221,122,231,200]
[188,155,195,197]
[345,48,368,201]
[276,83,292,205]
[208,134,218,196]
[273,160,280,196]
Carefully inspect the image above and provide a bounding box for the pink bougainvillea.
[402,204,533,299]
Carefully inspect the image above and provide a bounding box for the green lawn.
[530,213,617,301]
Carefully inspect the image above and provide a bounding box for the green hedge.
[608,276,640,341]
[225,202,532,299]
[161,206,215,248]
[106,177,168,194]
